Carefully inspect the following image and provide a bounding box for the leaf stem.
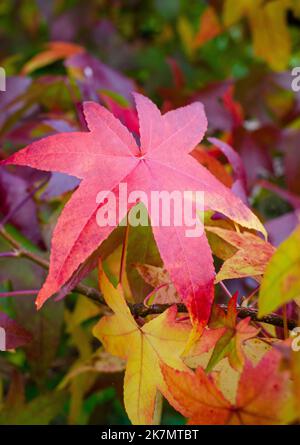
[219,281,232,299]
[119,224,129,287]
[0,251,19,258]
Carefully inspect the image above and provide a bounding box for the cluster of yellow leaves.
[60,295,101,424]
[177,1,296,70]
[223,0,297,71]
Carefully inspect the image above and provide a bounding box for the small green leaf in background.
[0,391,67,425]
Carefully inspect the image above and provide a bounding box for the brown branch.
[129,303,297,330]
[0,227,297,331]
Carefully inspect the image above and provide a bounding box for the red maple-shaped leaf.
[1,94,265,328]
[162,348,295,425]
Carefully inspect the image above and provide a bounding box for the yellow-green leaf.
[259,225,300,316]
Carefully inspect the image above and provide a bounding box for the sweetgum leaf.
[93,267,191,425]
[162,347,295,425]
[2,94,265,329]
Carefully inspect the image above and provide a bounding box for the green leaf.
[0,391,67,425]
[126,206,162,302]
[13,297,64,383]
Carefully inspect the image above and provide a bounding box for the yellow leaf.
[184,337,276,408]
[248,0,291,71]
[65,297,98,424]
[223,0,262,27]
[93,268,191,425]
[291,0,300,18]
[70,295,100,327]
[177,16,195,59]
[206,226,275,283]
[223,0,291,71]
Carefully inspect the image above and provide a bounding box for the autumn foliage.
[0,0,300,426]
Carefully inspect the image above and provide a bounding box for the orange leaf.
[162,347,295,424]
[194,6,222,48]
[22,41,84,74]
[192,145,233,188]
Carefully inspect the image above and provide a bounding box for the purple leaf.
[233,128,275,189]
[265,212,299,246]
[193,81,234,132]
[65,53,136,103]
[0,312,32,350]
[208,137,248,203]
[279,129,300,194]
[41,173,80,200]
[0,166,48,248]
[0,76,32,128]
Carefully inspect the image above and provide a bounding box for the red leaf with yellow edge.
[93,267,191,425]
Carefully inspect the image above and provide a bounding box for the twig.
[0,227,297,330]
[129,303,297,330]
[0,228,49,268]
[119,224,129,287]
[0,251,19,258]
[0,226,105,306]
